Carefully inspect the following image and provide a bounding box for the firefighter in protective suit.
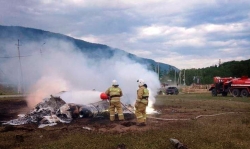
[135,79,149,126]
[105,80,124,121]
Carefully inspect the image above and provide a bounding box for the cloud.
[76,35,102,44]
[185,0,250,26]
[0,0,250,69]
[130,50,153,57]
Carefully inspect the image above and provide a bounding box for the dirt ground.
[1,95,250,149]
[0,96,220,134]
[0,97,31,122]
[0,97,171,133]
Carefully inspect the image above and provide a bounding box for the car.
[166,87,179,95]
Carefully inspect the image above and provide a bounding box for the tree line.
[149,59,250,86]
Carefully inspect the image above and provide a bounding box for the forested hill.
[182,59,250,85]
[0,25,178,73]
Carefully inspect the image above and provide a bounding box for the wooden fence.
[181,84,211,93]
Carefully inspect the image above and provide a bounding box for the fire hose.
[102,93,136,115]
[147,111,249,121]
[100,93,247,121]
[120,101,247,122]
[120,102,135,115]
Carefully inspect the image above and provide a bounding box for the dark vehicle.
[166,87,179,95]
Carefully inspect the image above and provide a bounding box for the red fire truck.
[209,76,250,97]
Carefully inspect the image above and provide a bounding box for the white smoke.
[0,38,160,108]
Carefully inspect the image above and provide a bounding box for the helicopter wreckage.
[2,91,135,128]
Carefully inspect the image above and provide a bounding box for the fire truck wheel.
[240,89,249,97]
[232,89,240,97]
[212,89,217,96]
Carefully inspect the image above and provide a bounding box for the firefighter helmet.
[137,79,145,86]
[112,80,118,86]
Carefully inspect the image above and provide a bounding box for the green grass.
[0,93,250,149]
[0,86,17,95]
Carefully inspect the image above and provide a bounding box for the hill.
[0,25,178,73]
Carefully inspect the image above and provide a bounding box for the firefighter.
[105,80,124,121]
[135,79,149,126]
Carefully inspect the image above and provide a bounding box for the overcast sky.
[1,0,250,69]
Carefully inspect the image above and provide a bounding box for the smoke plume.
[0,38,160,108]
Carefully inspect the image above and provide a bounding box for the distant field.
[0,93,250,149]
[0,85,17,95]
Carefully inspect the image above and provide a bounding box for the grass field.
[0,93,250,149]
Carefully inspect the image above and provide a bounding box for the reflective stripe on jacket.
[109,87,121,96]
[137,86,149,104]
[142,88,149,98]
[105,86,122,102]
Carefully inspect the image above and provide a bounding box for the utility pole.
[179,70,182,85]
[158,62,160,80]
[183,69,186,86]
[40,42,46,56]
[16,39,24,94]
[174,69,176,86]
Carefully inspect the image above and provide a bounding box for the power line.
[0,40,47,93]
[0,55,34,58]
[0,42,46,58]
[0,68,7,78]
[0,68,13,83]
